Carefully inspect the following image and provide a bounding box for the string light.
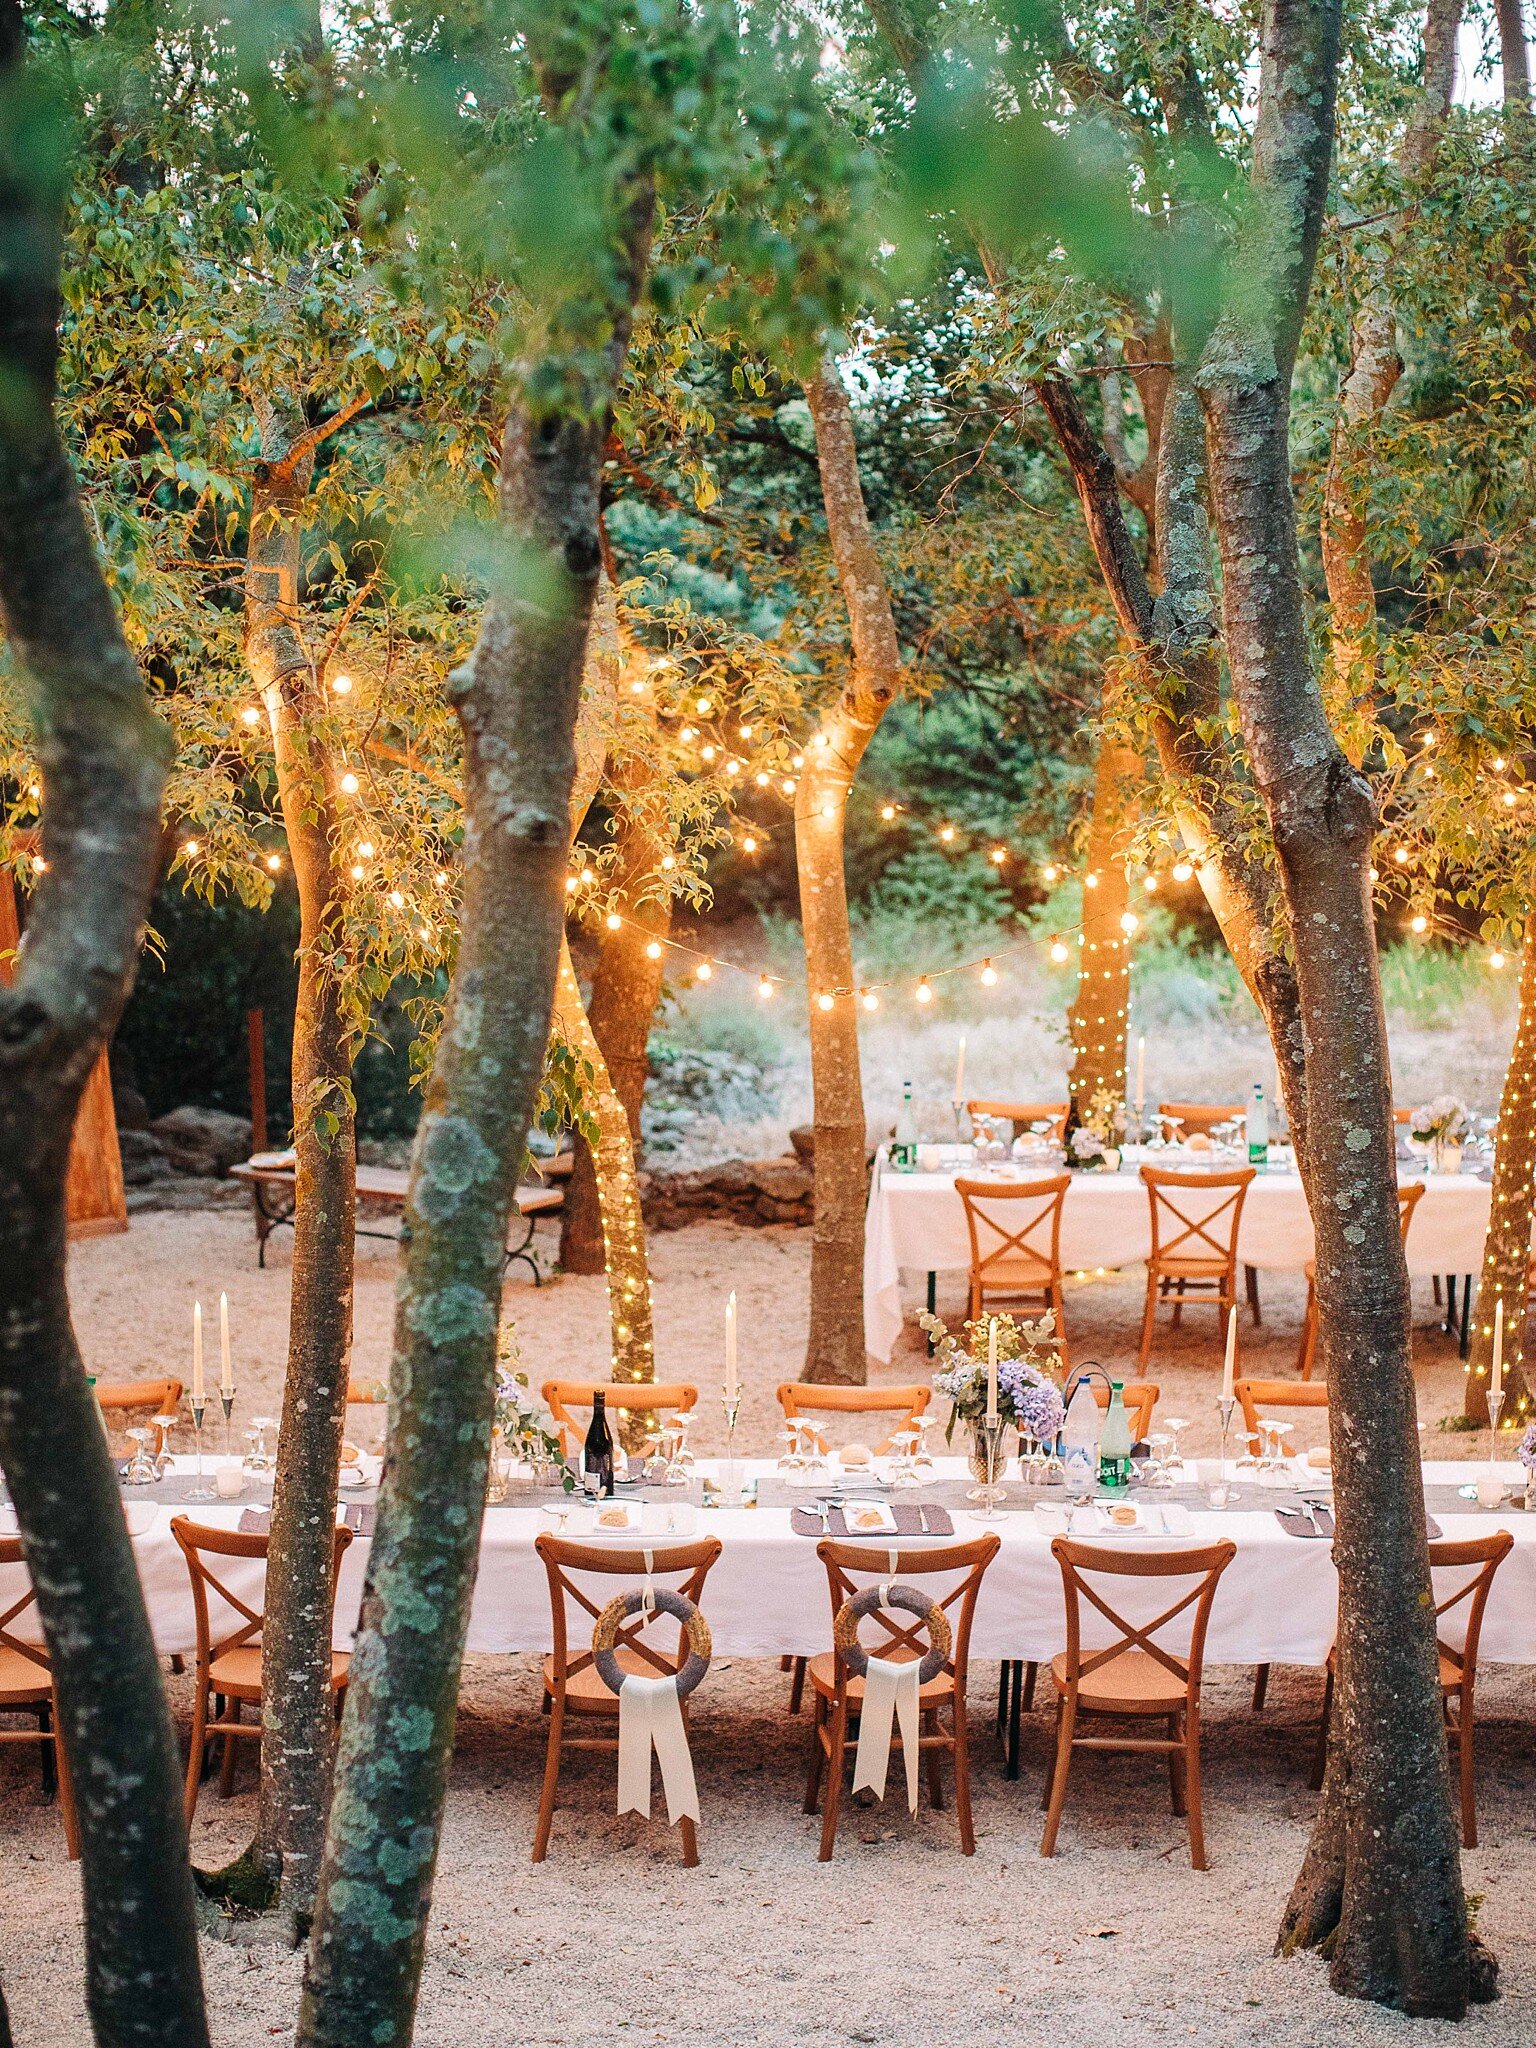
[1050,940,1070,964]
[741,835,758,854]
[695,961,712,981]
[939,825,956,843]
[979,960,998,986]
[241,706,260,726]
[661,854,676,871]
[861,988,879,1011]
[435,872,449,889]
[266,853,281,872]
[1084,871,1099,889]
[1042,864,1059,883]
[695,697,712,714]
[182,840,199,857]
[1393,846,1410,863]
[781,779,795,795]
[331,673,353,695]
[340,771,359,794]
[350,863,365,881]
[816,991,834,1011]
[915,977,934,1004]
[701,745,717,762]
[820,802,836,820]
[881,805,897,821]
[756,772,771,788]
[1144,874,1159,892]
[389,890,405,909]
[1410,914,1428,933]
[606,912,622,931]
[1120,911,1139,934]
[1172,860,1194,882]
[757,975,774,1001]
[645,940,663,960]
[31,855,45,874]
[989,846,1006,865]
[565,876,578,894]
[1490,950,1507,970]
[358,840,375,857]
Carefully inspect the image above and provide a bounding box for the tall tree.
[798,353,902,1384]
[1194,0,1483,2008]
[0,11,209,2042]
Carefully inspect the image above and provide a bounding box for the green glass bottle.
[1098,1380,1134,1490]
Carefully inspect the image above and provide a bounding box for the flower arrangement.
[1409,1096,1469,1145]
[1518,1424,1536,1481]
[1067,1085,1125,1170]
[920,1308,1066,1445]
[494,1324,569,1481]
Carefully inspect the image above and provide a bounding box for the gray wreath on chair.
[592,1587,711,1698]
[833,1583,950,1684]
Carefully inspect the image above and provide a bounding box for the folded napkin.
[616,1673,699,1826]
[852,1654,922,1814]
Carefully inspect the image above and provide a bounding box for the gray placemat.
[789,1503,955,1538]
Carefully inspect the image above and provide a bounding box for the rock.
[127,1177,248,1213]
[789,1125,815,1162]
[149,1105,253,1179]
[117,1128,170,1187]
[112,1081,151,1133]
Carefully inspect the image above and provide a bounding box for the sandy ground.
[0,1207,1526,2044]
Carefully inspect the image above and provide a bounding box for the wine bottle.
[892,1082,919,1171]
[582,1390,616,1497]
[1247,1081,1270,1168]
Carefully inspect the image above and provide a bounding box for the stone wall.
[640,1155,813,1230]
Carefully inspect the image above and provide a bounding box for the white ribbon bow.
[616,1673,700,1826]
[852,1654,922,1814]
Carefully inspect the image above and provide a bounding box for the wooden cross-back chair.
[542,1381,698,1462]
[95,1376,185,1421]
[1296,1181,1424,1378]
[533,1533,722,1866]
[1136,1166,1255,1376]
[172,1516,353,1823]
[775,1383,931,1456]
[965,1099,1068,1142]
[0,1538,78,1858]
[1312,1530,1513,1846]
[1042,1537,1236,1868]
[1155,1102,1244,1141]
[955,1175,1071,1363]
[804,1534,1000,1863]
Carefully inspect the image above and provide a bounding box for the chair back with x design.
[536,1535,721,1695]
[1141,1166,1254,1270]
[172,1517,352,1679]
[965,1100,1069,1141]
[542,1381,698,1461]
[0,1538,49,1686]
[1051,1538,1236,1701]
[816,1536,1000,1692]
[1428,1531,1513,1683]
[956,1176,1069,1291]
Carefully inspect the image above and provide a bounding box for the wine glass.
[641,1426,669,1483]
[663,1413,695,1487]
[1143,1431,1172,1490]
[1259,1418,1294,1482]
[888,1425,921,1487]
[1235,1429,1264,1481]
[150,1412,178,1480]
[799,1419,828,1480]
[123,1427,157,1487]
[911,1414,937,1480]
[244,1416,276,1474]
[1161,1416,1190,1485]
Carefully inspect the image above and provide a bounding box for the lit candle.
[986,1317,998,1422]
[1221,1306,1237,1403]
[725,1291,738,1401]
[954,1035,967,1105]
[1492,1296,1504,1403]
[192,1300,204,1402]
[219,1292,232,1396]
[1134,1035,1146,1114]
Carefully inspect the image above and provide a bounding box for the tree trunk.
[297,160,652,2038]
[797,355,902,1385]
[0,17,210,2038]
[1201,0,1478,2011]
[1066,733,1141,1111]
[552,938,654,1391]
[218,397,357,1928]
[1497,0,1531,105]
[1462,915,1536,1420]
[560,780,670,1273]
[551,572,655,1384]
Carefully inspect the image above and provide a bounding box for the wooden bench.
[230,1155,566,1280]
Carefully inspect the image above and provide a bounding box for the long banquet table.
[13,1458,1536,1671]
[863,1157,1493,1363]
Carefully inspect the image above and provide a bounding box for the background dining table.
[862,1153,1494,1364]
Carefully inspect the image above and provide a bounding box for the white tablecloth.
[863,1163,1492,1362]
[9,1458,1533,1672]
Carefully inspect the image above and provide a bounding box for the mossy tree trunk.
[296,162,654,2048]
[797,354,902,1385]
[1199,0,1481,2011]
[0,17,210,2038]
[238,390,361,1925]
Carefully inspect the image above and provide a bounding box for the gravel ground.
[0,1206,1520,2043]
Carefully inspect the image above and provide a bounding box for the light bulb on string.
[340,772,359,794]
[266,854,281,872]
[331,673,353,695]
[756,773,770,789]
[701,745,717,763]
[606,912,622,931]
[241,706,261,727]
[350,863,365,881]
[645,940,663,961]
[1041,864,1059,883]
[1084,871,1099,889]
[1120,911,1139,934]
[757,975,775,1001]
[389,890,405,909]
[1143,874,1159,892]
[358,840,374,858]
[816,991,834,1012]
[741,835,758,854]
[939,825,956,843]
[820,802,835,820]
[1050,940,1070,964]
[782,779,795,796]
[915,977,933,1004]
[861,988,878,1011]
[695,697,712,715]
[1410,914,1428,934]
[979,960,998,986]
[880,804,897,821]
[1393,846,1410,863]
[182,840,199,857]
[435,872,449,889]
[989,847,1006,866]
[792,754,804,769]
[565,876,578,894]
[1490,950,1507,970]
[1172,861,1193,883]
[695,962,712,982]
